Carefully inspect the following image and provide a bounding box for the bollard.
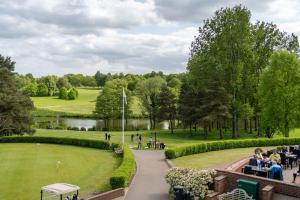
[174,185,184,200]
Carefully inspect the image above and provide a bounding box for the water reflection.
[34,117,169,131]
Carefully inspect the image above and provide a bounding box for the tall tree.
[0,55,34,136]
[201,78,231,139]
[259,50,300,137]
[94,79,130,130]
[190,5,252,138]
[178,79,202,133]
[94,71,107,87]
[137,76,166,129]
[157,84,177,133]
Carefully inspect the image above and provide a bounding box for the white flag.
[123,88,127,105]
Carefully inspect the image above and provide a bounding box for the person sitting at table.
[262,153,271,167]
[270,150,281,163]
[282,145,288,154]
[269,160,283,180]
[254,148,263,160]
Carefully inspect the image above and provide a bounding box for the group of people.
[251,148,284,180]
[250,145,300,181]
[131,133,165,150]
[104,132,165,150]
[104,133,111,141]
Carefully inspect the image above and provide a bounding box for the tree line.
[95,5,300,138]
[184,5,300,138]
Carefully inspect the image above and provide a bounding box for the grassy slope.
[31,88,100,115]
[0,143,120,200]
[172,146,276,169]
[34,128,300,148]
[31,88,144,117]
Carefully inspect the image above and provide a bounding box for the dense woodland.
[1,5,300,138]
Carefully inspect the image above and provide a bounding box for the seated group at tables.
[246,148,284,180]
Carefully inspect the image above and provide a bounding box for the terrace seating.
[243,166,255,175]
[249,158,258,166]
[114,148,123,155]
[218,188,254,200]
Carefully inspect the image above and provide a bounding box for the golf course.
[0,143,120,200]
[31,88,99,116]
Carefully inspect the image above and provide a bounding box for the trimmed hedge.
[110,146,136,189]
[0,136,113,150]
[165,137,300,159]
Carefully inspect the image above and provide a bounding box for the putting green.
[0,143,121,200]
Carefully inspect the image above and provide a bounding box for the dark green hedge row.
[110,146,136,189]
[165,137,300,159]
[0,136,115,150]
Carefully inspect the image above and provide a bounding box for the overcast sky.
[1,0,299,76]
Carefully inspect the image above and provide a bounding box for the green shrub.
[68,88,78,100]
[0,136,111,150]
[165,137,300,159]
[110,146,136,189]
[59,87,68,99]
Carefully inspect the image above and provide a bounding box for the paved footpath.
[124,150,170,200]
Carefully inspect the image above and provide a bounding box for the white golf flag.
[123,88,127,105]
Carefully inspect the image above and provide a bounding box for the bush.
[165,137,300,159]
[0,136,111,150]
[80,127,86,131]
[166,167,216,199]
[68,88,78,100]
[59,87,68,99]
[110,146,136,189]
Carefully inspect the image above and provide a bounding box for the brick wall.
[86,188,125,200]
[216,169,300,199]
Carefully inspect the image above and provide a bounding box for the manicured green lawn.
[34,128,300,148]
[172,147,276,169]
[31,88,100,115]
[0,143,120,200]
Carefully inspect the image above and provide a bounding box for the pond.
[33,117,170,131]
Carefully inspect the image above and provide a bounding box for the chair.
[273,171,282,180]
[280,153,287,169]
[249,158,258,166]
[218,188,254,200]
[244,166,255,175]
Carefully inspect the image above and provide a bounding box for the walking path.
[124,150,170,200]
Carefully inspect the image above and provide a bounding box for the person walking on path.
[105,133,108,140]
[149,136,153,148]
[138,134,142,149]
[108,134,111,141]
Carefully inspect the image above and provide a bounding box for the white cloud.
[0,0,299,76]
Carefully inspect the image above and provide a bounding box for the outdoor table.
[285,154,297,169]
[243,165,269,178]
[251,166,269,178]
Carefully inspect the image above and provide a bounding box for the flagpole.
[122,88,125,149]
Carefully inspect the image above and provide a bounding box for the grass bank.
[31,88,99,117]
[172,146,276,169]
[34,128,300,149]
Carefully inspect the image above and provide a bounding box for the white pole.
[122,88,125,148]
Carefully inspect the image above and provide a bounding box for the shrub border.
[165,137,300,159]
[0,136,116,150]
[110,146,136,189]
